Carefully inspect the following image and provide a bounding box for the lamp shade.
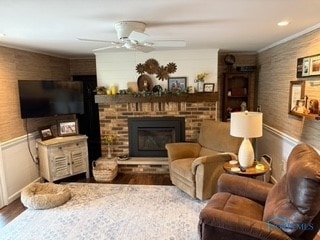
[230,111,263,138]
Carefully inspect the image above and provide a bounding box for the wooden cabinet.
[221,72,256,121]
[37,135,89,182]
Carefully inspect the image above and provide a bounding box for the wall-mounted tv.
[18,80,84,119]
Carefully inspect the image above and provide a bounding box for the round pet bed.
[21,182,71,210]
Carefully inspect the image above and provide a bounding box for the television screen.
[18,80,84,119]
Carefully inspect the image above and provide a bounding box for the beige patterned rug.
[1,183,206,240]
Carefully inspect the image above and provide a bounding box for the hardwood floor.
[0,173,172,229]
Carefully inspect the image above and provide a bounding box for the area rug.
[1,183,206,240]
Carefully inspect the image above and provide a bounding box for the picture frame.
[203,83,215,92]
[309,55,320,76]
[168,77,187,92]
[302,58,310,77]
[289,81,305,116]
[296,54,320,78]
[58,120,79,136]
[39,126,55,141]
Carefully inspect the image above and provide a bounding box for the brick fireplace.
[96,93,218,159]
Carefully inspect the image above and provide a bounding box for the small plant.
[195,73,209,82]
[105,134,116,145]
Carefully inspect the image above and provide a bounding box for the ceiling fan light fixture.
[114,21,146,40]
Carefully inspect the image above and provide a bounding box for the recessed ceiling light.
[277,21,289,27]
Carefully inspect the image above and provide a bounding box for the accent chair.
[165,120,242,200]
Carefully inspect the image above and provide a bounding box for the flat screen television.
[18,80,84,119]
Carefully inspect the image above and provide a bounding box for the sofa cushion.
[207,192,264,220]
[198,120,241,153]
[170,158,195,181]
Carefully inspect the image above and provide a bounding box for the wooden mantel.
[95,92,219,104]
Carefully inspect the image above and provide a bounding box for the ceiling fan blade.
[77,38,118,44]
[129,31,149,42]
[93,44,123,52]
[152,40,186,47]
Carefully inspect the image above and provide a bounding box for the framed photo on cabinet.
[58,120,79,136]
[39,126,55,141]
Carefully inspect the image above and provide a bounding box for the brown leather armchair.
[165,120,242,200]
[198,143,320,240]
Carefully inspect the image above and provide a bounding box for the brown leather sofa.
[165,120,242,200]
[198,143,320,240]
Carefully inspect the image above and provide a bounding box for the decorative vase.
[196,81,204,92]
[107,143,112,159]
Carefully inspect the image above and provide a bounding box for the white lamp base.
[238,138,254,168]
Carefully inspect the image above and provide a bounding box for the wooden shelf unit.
[221,72,256,121]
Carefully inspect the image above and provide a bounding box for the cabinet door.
[50,154,71,179]
[70,150,87,174]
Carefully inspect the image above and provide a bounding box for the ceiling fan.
[78,21,186,53]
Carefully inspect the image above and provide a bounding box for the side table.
[223,161,270,178]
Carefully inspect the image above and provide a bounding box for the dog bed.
[21,182,71,210]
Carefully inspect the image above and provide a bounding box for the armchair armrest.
[199,208,292,240]
[191,154,232,175]
[191,154,233,200]
[218,174,273,204]
[165,142,201,162]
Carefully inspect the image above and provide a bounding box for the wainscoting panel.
[256,124,300,183]
[0,133,40,205]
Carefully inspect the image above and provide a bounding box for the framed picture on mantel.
[168,77,187,92]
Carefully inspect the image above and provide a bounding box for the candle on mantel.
[111,86,117,95]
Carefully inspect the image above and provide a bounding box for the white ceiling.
[0,0,320,59]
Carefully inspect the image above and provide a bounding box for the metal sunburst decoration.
[135,63,145,74]
[144,59,160,74]
[156,66,170,81]
[166,62,177,74]
[135,59,177,81]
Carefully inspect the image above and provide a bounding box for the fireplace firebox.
[128,117,185,157]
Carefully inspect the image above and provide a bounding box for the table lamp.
[230,111,263,168]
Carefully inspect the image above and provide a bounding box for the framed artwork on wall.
[58,120,79,136]
[309,55,320,76]
[289,80,306,116]
[296,53,320,78]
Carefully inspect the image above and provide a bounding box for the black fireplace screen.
[128,117,185,157]
[138,128,175,151]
